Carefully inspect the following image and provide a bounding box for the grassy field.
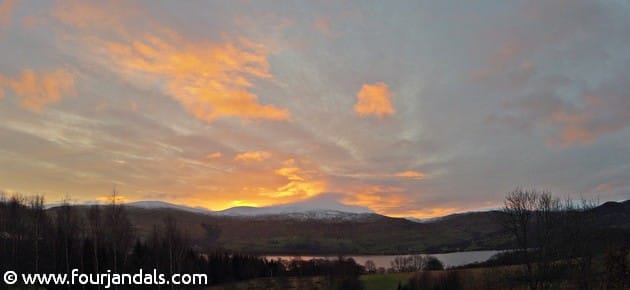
[360,272,414,290]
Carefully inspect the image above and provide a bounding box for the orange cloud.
[354,82,395,117]
[263,166,327,198]
[395,171,426,180]
[341,185,459,218]
[53,1,289,122]
[234,151,271,162]
[106,36,289,122]
[342,185,407,213]
[0,69,76,111]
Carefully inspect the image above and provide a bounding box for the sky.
[0,0,629,218]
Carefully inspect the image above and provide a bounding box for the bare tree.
[532,191,561,288]
[364,260,376,274]
[503,187,539,289]
[502,188,604,289]
[103,188,133,276]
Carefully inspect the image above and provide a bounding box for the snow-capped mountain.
[215,207,376,220]
[215,193,373,218]
[124,193,376,220]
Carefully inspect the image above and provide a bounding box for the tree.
[28,195,46,273]
[103,188,134,280]
[201,223,221,252]
[163,215,186,279]
[502,187,540,290]
[364,260,376,274]
[423,256,444,271]
[87,204,101,275]
[502,188,601,289]
[55,197,81,275]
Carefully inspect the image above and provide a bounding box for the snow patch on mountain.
[125,193,376,220]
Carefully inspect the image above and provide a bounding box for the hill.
[49,200,630,255]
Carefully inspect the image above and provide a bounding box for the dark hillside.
[50,200,629,255]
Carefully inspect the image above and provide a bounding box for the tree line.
[0,191,365,289]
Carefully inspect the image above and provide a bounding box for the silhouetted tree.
[364,260,376,273]
[28,195,46,273]
[103,189,133,274]
[503,187,539,289]
[424,256,444,271]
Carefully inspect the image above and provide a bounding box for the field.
[204,273,414,290]
[203,266,537,290]
[360,272,414,290]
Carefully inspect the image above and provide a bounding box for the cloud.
[395,170,426,180]
[234,151,271,162]
[264,165,326,198]
[492,78,630,149]
[313,16,338,38]
[53,1,290,123]
[206,152,222,159]
[354,82,395,118]
[0,0,17,30]
[0,69,76,111]
[546,94,630,148]
[342,185,408,214]
[104,36,290,122]
[51,0,144,36]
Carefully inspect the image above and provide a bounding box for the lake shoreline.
[262,249,505,268]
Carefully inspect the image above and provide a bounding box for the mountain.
[126,193,374,219]
[51,199,630,255]
[215,194,373,218]
[125,201,213,215]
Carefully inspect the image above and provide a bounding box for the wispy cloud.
[395,171,426,180]
[206,152,222,159]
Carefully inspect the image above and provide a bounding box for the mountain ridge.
[48,199,629,255]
